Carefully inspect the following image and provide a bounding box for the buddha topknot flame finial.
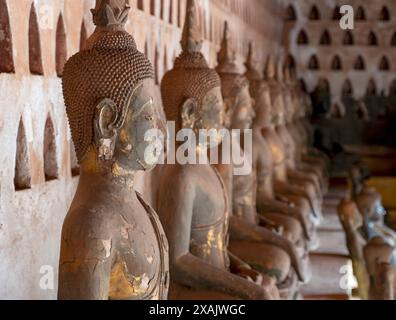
[244,42,262,81]
[245,42,254,70]
[91,0,131,29]
[180,0,203,53]
[276,58,284,82]
[264,54,276,80]
[217,22,233,66]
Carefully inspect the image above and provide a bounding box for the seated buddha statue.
[289,70,330,190]
[243,45,319,251]
[260,53,322,227]
[280,66,324,199]
[156,0,279,300]
[350,166,396,246]
[58,0,169,300]
[293,79,331,172]
[283,66,328,195]
[274,59,323,217]
[215,22,310,299]
[364,236,396,300]
[337,198,369,300]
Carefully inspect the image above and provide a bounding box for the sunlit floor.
[302,179,359,300]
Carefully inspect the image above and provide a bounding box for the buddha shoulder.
[60,204,119,261]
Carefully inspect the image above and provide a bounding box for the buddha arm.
[254,144,288,215]
[229,216,305,282]
[58,212,113,300]
[306,148,331,169]
[256,199,310,240]
[215,163,233,213]
[344,227,365,263]
[374,263,394,300]
[157,168,268,300]
[273,179,306,199]
[174,255,270,300]
[287,168,314,184]
[288,168,322,196]
[254,155,307,235]
[301,153,327,168]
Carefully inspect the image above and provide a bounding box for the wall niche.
[28,3,44,75]
[14,119,31,191]
[56,14,67,77]
[0,0,14,73]
[43,116,58,181]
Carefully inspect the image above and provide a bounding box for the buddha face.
[113,78,164,171]
[265,58,276,79]
[231,85,255,130]
[296,94,306,118]
[200,86,225,131]
[252,82,271,127]
[286,87,298,123]
[271,89,285,126]
[180,86,225,150]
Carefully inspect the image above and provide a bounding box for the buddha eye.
[132,97,154,120]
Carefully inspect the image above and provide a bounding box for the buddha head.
[262,55,285,127]
[91,0,130,29]
[85,0,131,49]
[267,58,286,126]
[161,0,225,145]
[292,72,308,119]
[244,43,272,128]
[264,54,276,81]
[216,22,255,130]
[337,198,363,231]
[63,0,163,173]
[282,64,296,123]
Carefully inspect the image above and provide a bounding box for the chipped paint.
[102,239,112,258]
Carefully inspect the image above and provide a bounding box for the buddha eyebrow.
[131,97,154,120]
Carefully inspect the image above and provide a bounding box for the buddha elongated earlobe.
[95,98,118,161]
[181,98,199,129]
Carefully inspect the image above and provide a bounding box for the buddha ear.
[223,97,234,126]
[181,98,199,129]
[95,98,118,138]
[94,98,118,160]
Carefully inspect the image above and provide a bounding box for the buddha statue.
[243,45,319,252]
[292,74,331,174]
[279,66,324,199]
[364,236,396,300]
[350,166,396,246]
[58,0,169,300]
[290,70,330,187]
[156,0,279,300]
[311,78,332,118]
[337,198,369,300]
[274,59,324,219]
[283,66,329,195]
[215,22,310,299]
[259,52,322,227]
